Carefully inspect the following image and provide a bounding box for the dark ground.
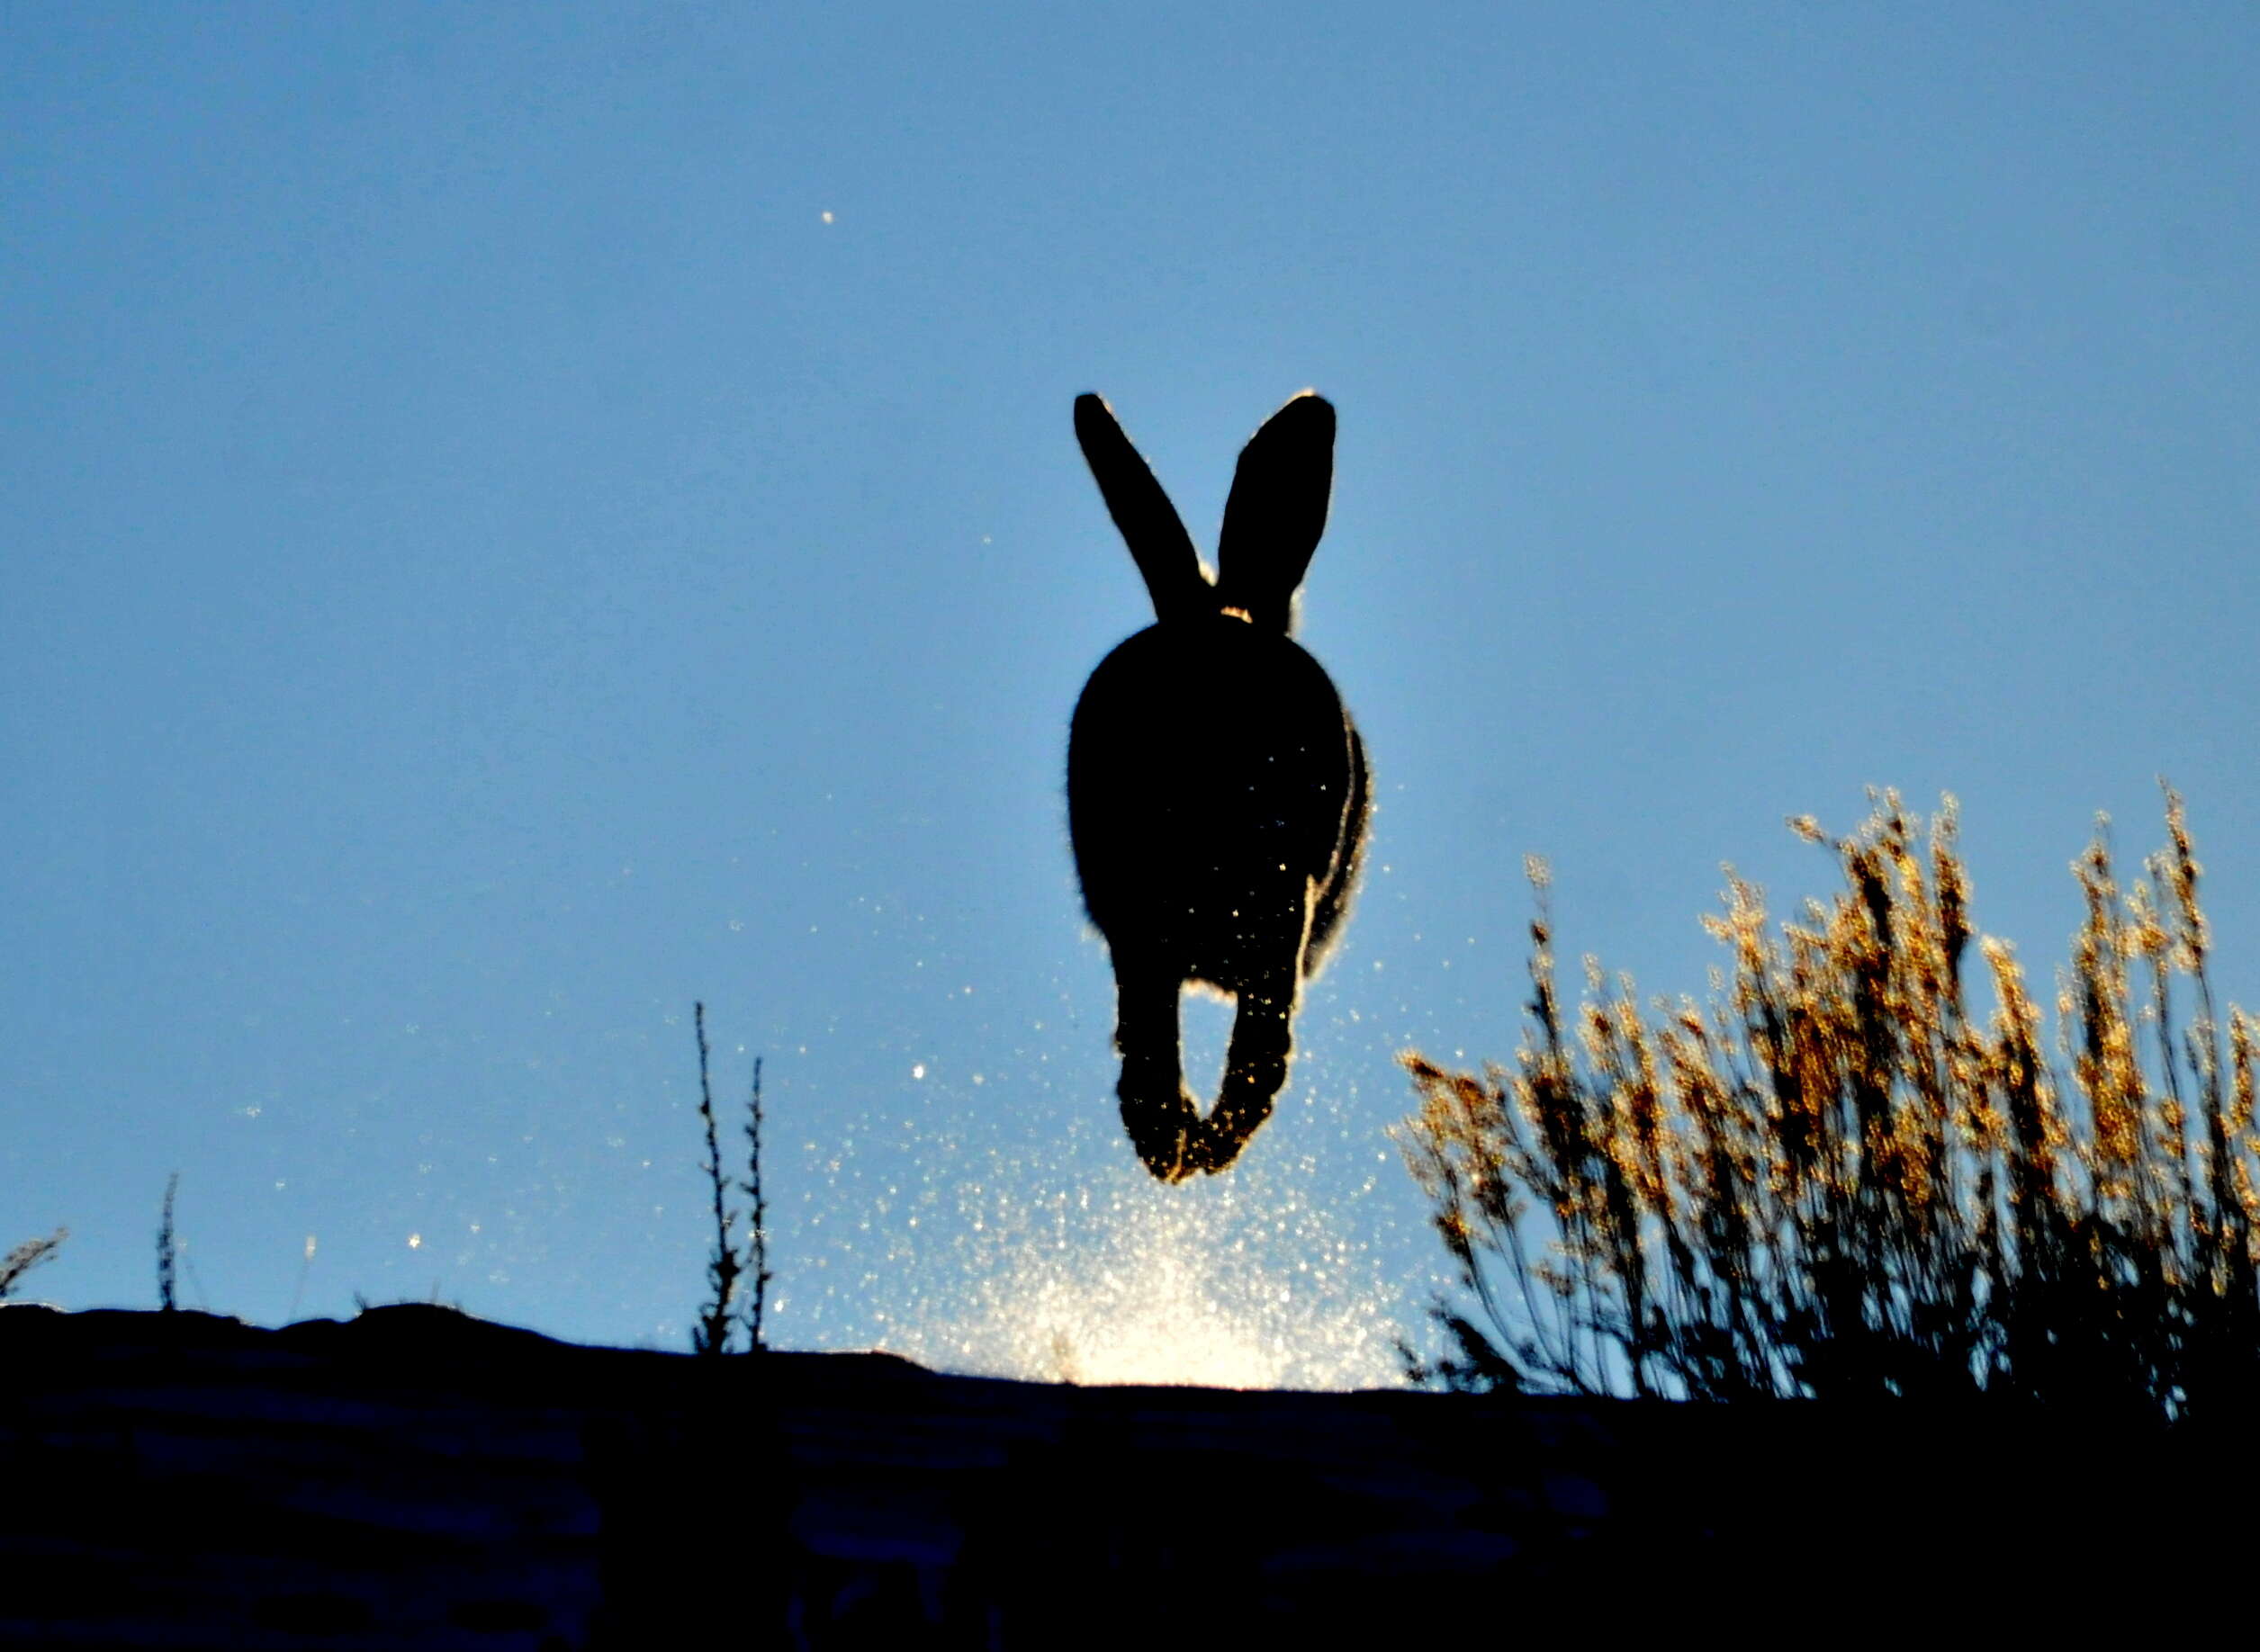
[0,1304,2242,1647]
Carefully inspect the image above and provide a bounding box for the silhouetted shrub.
[1400,790,2258,1420]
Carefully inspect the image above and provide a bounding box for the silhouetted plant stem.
[156,1172,179,1314]
[743,1055,772,1353]
[691,1003,741,1357]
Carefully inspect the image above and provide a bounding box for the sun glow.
[879,1169,1400,1391]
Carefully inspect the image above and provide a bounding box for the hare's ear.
[1075,393,1213,624]
[1216,392,1334,633]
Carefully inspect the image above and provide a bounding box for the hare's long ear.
[1075,393,1212,624]
[1216,392,1334,633]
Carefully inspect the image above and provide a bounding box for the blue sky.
[5,4,2255,1383]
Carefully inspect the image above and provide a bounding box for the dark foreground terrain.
[0,1304,2246,1647]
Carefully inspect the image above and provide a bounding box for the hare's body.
[1070,618,1365,989]
[1066,393,1369,1181]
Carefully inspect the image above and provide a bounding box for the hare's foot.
[1119,1072,1202,1183]
[1112,960,1196,1181]
[1185,971,1295,1174]
[1184,1094,1271,1176]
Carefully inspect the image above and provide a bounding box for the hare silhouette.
[1067,391,1370,1181]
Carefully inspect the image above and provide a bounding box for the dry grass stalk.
[157,1172,179,1313]
[0,1227,67,1302]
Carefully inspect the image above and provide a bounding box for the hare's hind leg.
[1112,953,1201,1183]
[1189,956,1300,1176]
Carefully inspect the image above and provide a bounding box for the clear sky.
[6,4,2255,1384]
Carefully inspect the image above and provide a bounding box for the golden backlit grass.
[1400,789,2258,1418]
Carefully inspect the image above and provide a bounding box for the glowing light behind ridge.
[859,1099,1405,1390]
[885,1183,1401,1389]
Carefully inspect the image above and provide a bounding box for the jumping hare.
[1067,391,1370,1182]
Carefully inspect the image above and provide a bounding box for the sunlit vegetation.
[1400,789,2259,1420]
